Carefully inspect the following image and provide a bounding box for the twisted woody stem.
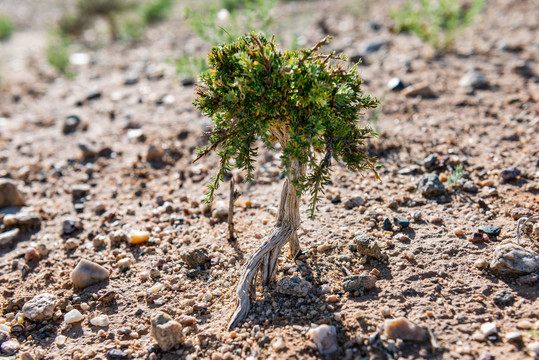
[228,127,305,329]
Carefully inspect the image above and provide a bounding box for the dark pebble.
[106,349,127,360]
[331,198,341,204]
[382,217,392,231]
[492,289,514,307]
[478,225,501,237]
[86,90,102,101]
[500,167,520,182]
[393,216,410,229]
[62,115,81,135]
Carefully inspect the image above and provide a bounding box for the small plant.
[174,54,208,81]
[447,164,463,187]
[57,0,174,43]
[140,0,175,24]
[390,0,484,49]
[46,32,74,76]
[194,33,379,328]
[0,15,15,40]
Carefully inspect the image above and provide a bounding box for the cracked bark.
[228,126,305,329]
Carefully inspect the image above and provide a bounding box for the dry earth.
[0,0,538,359]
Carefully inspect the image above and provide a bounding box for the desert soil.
[0,0,538,359]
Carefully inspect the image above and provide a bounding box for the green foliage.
[46,32,74,77]
[177,0,275,80]
[194,33,379,218]
[57,0,174,42]
[390,0,484,49]
[186,0,275,43]
[175,54,208,79]
[0,15,15,40]
[140,0,175,24]
[447,164,463,186]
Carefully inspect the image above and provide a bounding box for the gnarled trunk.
[228,126,305,329]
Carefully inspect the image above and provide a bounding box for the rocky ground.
[0,0,538,359]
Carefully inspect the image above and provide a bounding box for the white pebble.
[56,335,67,345]
[307,324,338,355]
[149,283,164,293]
[480,322,497,336]
[90,314,110,327]
[64,309,84,324]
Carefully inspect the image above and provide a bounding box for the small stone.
[343,275,377,293]
[326,294,338,303]
[463,181,479,193]
[474,259,489,269]
[109,230,128,245]
[393,216,410,229]
[500,167,521,182]
[492,290,514,307]
[117,258,132,270]
[402,82,437,98]
[90,314,110,327]
[72,184,90,198]
[64,309,84,324]
[307,324,338,355]
[0,330,8,344]
[516,320,533,330]
[177,315,197,325]
[480,322,497,336]
[394,233,410,242]
[478,225,501,237]
[512,60,535,78]
[416,173,447,198]
[106,349,127,360]
[124,73,139,85]
[64,239,79,251]
[56,335,67,345]
[350,232,382,259]
[24,248,40,261]
[0,179,25,208]
[151,312,183,351]
[146,145,164,162]
[387,77,404,91]
[343,195,365,209]
[382,218,392,231]
[19,351,34,360]
[181,248,210,268]
[383,317,428,342]
[71,259,110,288]
[62,115,81,135]
[317,243,331,253]
[1,340,19,354]
[77,142,97,159]
[4,212,41,229]
[490,243,539,276]
[505,331,522,343]
[370,268,380,277]
[276,276,312,297]
[148,283,164,293]
[459,69,489,92]
[0,229,20,247]
[527,342,539,357]
[130,230,150,245]
[22,293,58,322]
[468,232,488,243]
[272,337,286,351]
[212,205,229,220]
[454,228,464,236]
[62,218,82,235]
[510,207,532,220]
